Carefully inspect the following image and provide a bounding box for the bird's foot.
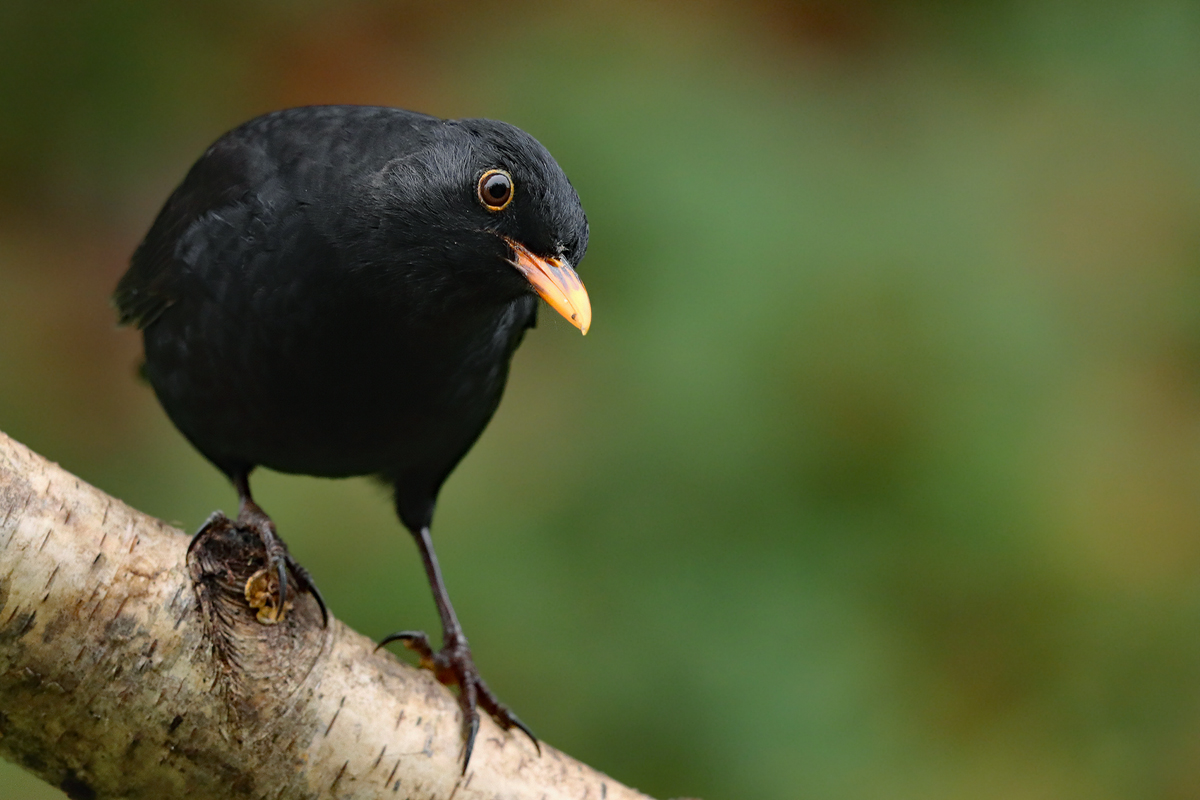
[188,511,328,626]
[377,630,539,771]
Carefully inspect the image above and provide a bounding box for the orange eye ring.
[477,169,514,211]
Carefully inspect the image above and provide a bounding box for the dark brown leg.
[378,525,537,771]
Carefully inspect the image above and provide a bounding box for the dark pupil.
[484,174,510,204]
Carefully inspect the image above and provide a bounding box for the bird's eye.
[477,169,514,211]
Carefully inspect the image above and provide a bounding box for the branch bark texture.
[0,430,655,800]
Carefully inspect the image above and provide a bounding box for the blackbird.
[114,105,590,768]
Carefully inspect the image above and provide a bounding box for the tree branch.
[0,430,655,800]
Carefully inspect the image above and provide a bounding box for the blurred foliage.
[4,1,1200,798]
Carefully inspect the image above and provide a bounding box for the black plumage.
[114,105,591,768]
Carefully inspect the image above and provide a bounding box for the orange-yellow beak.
[505,238,592,335]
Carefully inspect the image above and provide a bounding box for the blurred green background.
[4,1,1200,798]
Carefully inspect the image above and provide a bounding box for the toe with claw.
[377,630,539,771]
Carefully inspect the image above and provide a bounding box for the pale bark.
[0,430,656,800]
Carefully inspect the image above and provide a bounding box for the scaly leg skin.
[188,473,329,626]
[378,525,538,772]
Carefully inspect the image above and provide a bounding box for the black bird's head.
[364,115,591,333]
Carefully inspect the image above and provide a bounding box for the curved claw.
[308,583,329,627]
[285,555,329,627]
[476,679,540,755]
[459,682,480,773]
[505,711,540,754]
[186,511,230,557]
[375,630,428,652]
